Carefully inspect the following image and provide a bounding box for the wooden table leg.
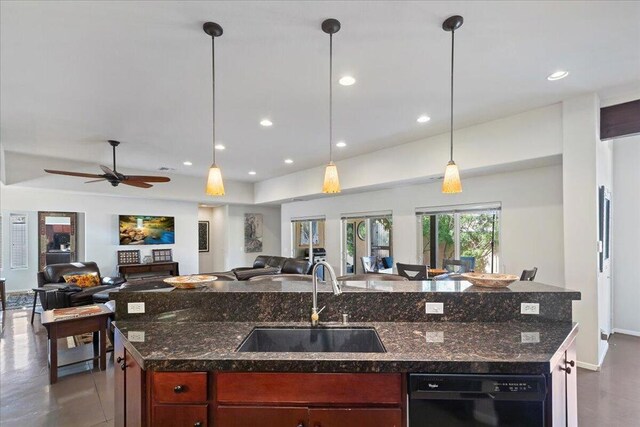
[93,331,99,369]
[99,324,107,371]
[48,325,58,384]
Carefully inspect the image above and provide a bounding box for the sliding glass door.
[417,205,500,273]
[341,213,393,275]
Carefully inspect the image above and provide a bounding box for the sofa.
[37,262,125,309]
[232,256,312,280]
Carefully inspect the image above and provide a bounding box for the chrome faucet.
[311,261,341,326]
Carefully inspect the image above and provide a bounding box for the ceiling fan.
[44,140,171,188]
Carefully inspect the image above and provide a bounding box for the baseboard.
[576,361,600,371]
[612,328,640,337]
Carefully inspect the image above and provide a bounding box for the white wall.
[612,135,640,336]
[281,164,565,286]
[1,184,199,291]
[198,207,215,273]
[226,205,281,269]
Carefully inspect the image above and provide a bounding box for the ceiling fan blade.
[124,175,171,183]
[44,169,104,179]
[121,180,153,189]
[100,165,119,178]
[85,178,107,183]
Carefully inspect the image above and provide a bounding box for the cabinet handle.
[174,385,185,393]
[561,366,572,374]
[567,359,575,367]
[193,422,202,427]
[120,362,126,371]
[116,356,124,363]
[296,424,304,427]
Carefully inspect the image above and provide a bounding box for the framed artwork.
[198,221,209,252]
[118,250,141,265]
[152,248,173,262]
[244,213,263,253]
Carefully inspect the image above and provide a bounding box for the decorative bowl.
[163,275,218,289]
[460,273,519,288]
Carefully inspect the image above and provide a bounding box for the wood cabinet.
[550,337,577,427]
[309,408,402,427]
[114,331,146,427]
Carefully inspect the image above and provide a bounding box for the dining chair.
[396,263,429,281]
[361,256,377,273]
[520,267,538,281]
[443,258,473,273]
[460,256,476,272]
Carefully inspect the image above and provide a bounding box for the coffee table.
[41,304,113,384]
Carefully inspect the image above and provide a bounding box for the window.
[10,214,28,269]
[417,204,500,273]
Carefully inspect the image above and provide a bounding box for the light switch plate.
[127,331,145,342]
[425,331,444,343]
[127,302,145,314]
[521,302,540,315]
[521,332,540,343]
[425,302,444,314]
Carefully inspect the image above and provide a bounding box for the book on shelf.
[51,305,103,321]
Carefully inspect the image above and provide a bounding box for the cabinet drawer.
[216,406,307,427]
[152,404,208,427]
[152,372,208,403]
[310,407,402,427]
[216,373,402,405]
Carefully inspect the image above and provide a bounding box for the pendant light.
[203,22,225,196]
[441,15,464,194]
[321,19,341,194]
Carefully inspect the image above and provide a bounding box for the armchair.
[37,262,125,309]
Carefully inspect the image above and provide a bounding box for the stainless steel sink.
[237,327,386,353]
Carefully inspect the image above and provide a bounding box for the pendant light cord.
[211,35,216,165]
[329,33,333,163]
[449,29,455,162]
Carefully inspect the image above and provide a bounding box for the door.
[551,353,568,427]
[216,406,307,427]
[565,341,578,427]
[114,333,125,427]
[309,408,402,427]
[124,348,146,426]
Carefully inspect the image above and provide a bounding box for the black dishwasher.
[409,374,547,427]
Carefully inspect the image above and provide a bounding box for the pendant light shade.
[203,22,225,196]
[322,161,341,194]
[442,160,462,194]
[322,19,341,194]
[206,163,225,196]
[441,15,464,194]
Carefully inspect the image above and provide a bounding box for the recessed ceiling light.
[215,144,225,150]
[248,171,257,175]
[336,141,347,148]
[183,161,193,166]
[339,76,356,86]
[547,70,569,81]
[260,119,273,127]
[417,115,431,123]
[284,158,293,164]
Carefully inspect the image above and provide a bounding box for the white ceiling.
[1,1,639,182]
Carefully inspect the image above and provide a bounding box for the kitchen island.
[112,280,580,427]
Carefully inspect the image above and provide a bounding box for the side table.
[41,305,113,384]
[31,288,53,324]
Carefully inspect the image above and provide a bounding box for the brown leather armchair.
[37,262,125,309]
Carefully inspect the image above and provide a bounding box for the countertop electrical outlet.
[425,302,444,314]
[128,302,145,314]
[128,331,146,342]
[521,302,539,315]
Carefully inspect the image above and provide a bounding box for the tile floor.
[1,308,639,426]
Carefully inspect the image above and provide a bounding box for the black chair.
[443,258,473,273]
[520,267,538,281]
[396,263,429,280]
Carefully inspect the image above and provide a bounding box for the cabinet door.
[565,341,578,427]
[152,404,208,427]
[114,332,126,427]
[125,348,146,427]
[551,353,567,427]
[216,406,308,427]
[309,408,403,427]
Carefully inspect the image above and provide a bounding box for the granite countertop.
[118,280,580,296]
[115,320,578,375]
